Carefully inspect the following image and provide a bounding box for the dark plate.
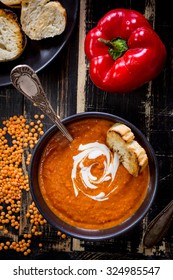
[0,0,79,87]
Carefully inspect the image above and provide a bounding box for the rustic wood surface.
[0,0,173,259]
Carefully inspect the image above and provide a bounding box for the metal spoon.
[143,199,173,247]
[10,64,73,142]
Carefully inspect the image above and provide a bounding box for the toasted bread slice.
[106,123,148,176]
[0,9,27,62]
[20,0,67,40]
[0,0,21,6]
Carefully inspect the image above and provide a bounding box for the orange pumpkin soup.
[38,118,149,230]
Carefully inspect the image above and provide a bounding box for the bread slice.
[106,123,148,176]
[20,0,67,40]
[0,0,21,6]
[0,9,27,62]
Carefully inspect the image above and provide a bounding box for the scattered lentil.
[0,115,44,255]
[57,231,67,239]
[0,114,67,256]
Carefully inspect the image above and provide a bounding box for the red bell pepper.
[84,8,167,93]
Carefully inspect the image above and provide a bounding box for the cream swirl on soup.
[71,142,120,201]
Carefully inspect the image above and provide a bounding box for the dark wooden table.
[0,0,173,260]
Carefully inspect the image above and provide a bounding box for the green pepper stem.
[98,37,128,60]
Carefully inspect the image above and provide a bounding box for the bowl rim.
[29,111,158,241]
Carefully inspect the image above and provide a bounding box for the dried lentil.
[0,114,46,255]
[0,114,67,256]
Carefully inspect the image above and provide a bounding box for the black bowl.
[29,112,158,241]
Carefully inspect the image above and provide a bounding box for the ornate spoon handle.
[143,199,173,247]
[10,64,73,142]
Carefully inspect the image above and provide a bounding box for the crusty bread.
[106,123,148,176]
[0,0,21,6]
[0,9,27,62]
[20,0,67,40]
